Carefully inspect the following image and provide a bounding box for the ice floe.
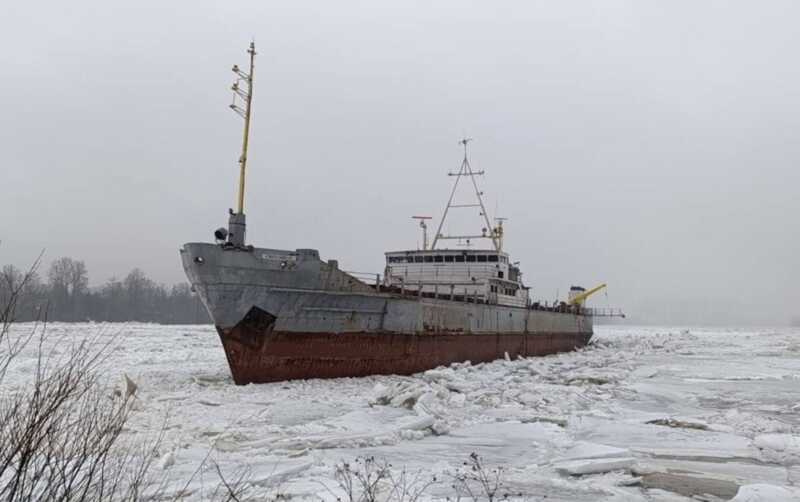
[4,322,799,500]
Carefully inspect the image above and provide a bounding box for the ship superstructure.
[180,44,618,384]
[382,138,529,308]
[384,249,527,308]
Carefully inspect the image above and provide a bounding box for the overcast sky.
[2,1,798,325]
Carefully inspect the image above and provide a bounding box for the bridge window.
[477,255,487,262]
[488,255,499,262]
[434,255,444,263]
[414,256,423,263]
[424,255,433,263]
[444,255,454,263]
[406,256,414,263]
[466,255,476,262]
[455,255,465,262]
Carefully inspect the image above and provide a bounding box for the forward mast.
[224,42,256,248]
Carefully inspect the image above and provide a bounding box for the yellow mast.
[231,42,256,215]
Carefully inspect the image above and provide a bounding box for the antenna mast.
[431,139,501,251]
[412,216,432,250]
[226,42,256,247]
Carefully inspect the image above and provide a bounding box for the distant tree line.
[0,257,210,323]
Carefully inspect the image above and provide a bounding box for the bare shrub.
[204,461,290,502]
[331,456,392,502]
[325,456,437,502]
[0,255,43,380]
[384,464,437,502]
[449,452,508,502]
[0,259,163,500]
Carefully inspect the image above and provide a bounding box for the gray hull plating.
[181,243,592,337]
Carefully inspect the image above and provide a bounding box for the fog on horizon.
[1,1,798,326]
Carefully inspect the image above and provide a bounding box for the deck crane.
[566,283,607,307]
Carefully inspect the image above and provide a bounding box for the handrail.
[582,307,626,318]
[344,270,382,286]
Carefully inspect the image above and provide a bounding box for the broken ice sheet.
[4,323,799,500]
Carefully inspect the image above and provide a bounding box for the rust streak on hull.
[218,321,592,385]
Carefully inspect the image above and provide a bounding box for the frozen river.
[6,323,800,500]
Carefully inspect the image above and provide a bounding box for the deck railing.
[347,274,625,317]
[582,307,626,318]
[344,270,382,287]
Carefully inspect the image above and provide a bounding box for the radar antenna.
[431,138,502,251]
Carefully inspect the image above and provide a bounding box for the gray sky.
[2,1,798,325]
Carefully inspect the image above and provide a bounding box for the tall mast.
[226,42,256,247]
[231,42,256,215]
[431,139,501,251]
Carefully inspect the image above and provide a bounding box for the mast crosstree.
[431,139,503,252]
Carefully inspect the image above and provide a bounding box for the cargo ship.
[180,44,613,384]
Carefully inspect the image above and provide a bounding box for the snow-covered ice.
[4,323,800,500]
[731,484,800,501]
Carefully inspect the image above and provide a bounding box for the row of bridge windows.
[387,254,505,264]
[489,285,517,296]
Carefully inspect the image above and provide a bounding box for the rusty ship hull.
[181,242,593,385]
[221,322,592,384]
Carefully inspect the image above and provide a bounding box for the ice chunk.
[560,441,630,461]
[448,392,466,407]
[731,484,800,501]
[422,368,455,382]
[753,434,800,464]
[646,418,709,430]
[431,420,450,436]
[391,386,426,409]
[399,429,426,440]
[371,382,389,403]
[123,373,138,398]
[554,457,635,476]
[521,416,568,428]
[397,415,435,432]
[158,451,175,470]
